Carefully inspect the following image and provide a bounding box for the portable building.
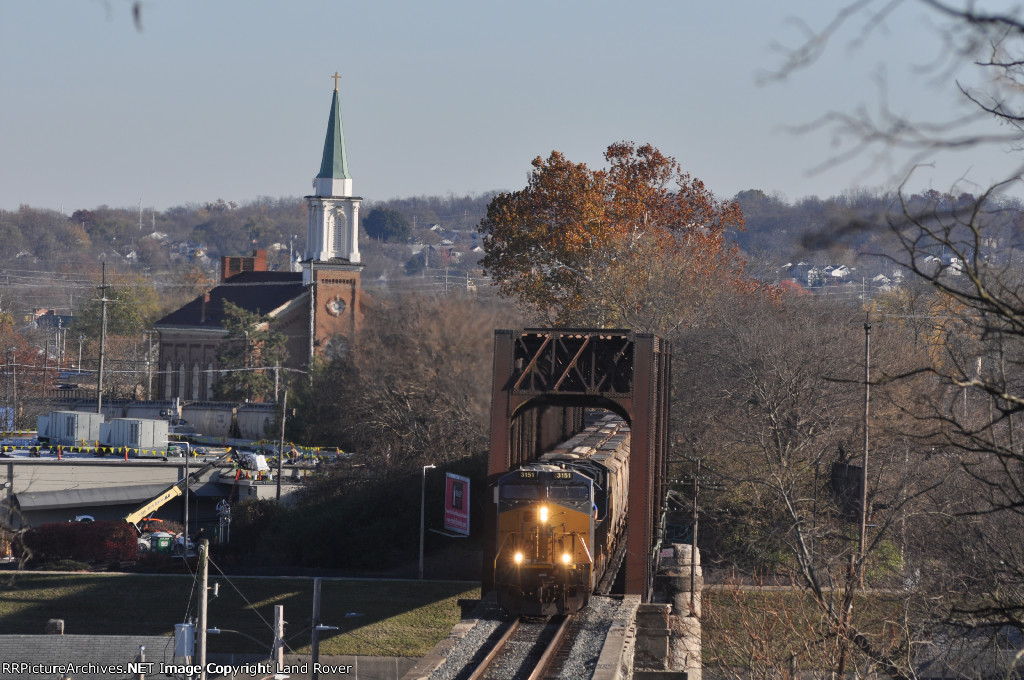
[100,418,169,451]
[38,411,104,445]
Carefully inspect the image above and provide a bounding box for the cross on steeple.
[331,71,342,91]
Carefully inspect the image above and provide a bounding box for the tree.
[752,3,1024,673]
[163,264,215,311]
[292,293,519,473]
[213,301,287,402]
[363,207,412,243]
[70,272,160,338]
[687,292,948,679]
[478,142,749,325]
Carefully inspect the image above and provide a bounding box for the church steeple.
[305,73,361,265]
[313,72,353,197]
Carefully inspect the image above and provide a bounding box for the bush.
[20,521,137,564]
[227,455,488,572]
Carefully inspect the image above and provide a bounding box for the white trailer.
[100,418,169,450]
[39,411,104,445]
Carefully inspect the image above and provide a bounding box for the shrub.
[20,521,137,564]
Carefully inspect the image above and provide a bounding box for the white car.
[172,533,196,556]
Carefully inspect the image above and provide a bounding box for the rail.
[467,615,574,680]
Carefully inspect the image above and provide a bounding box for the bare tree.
[760,2,1024,672]
[293,293,520,474]
[688,292,955,678]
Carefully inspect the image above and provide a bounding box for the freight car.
[494,412,630,616]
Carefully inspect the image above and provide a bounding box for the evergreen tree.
[214,301,287,402]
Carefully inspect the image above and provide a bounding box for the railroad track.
[466,615,576,680]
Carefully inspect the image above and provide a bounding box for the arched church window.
[332,208,348,254]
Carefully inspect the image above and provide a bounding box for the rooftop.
[155,271,304,329]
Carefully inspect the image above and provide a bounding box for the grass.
[0,572,480,657]
[702,587,907,670]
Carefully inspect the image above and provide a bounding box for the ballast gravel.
[427,595,630,680]
[553,596,628,680]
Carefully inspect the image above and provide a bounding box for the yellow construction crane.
[123,449,235,532]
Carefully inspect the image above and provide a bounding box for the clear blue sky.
[0,1,1015,212]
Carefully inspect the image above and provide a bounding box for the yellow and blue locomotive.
[494,414,630,616]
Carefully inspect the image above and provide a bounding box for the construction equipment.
[123,449,235,533]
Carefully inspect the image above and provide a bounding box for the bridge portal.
[484,328,672,601]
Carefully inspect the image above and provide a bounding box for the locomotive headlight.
[514,552,524,564]
[539,506,549,523]
[561,553,572,564]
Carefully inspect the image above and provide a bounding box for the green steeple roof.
[316,88,351,180]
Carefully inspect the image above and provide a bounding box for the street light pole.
[419,464,436,580]
[183,443,190,542]
[145,330,155,401]
[96,263,111,416]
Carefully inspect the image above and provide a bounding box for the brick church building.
[154,78,370,401]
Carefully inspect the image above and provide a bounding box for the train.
[494,412,630,616]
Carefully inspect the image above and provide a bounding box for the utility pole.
[690,458,700,616]
[146,331,154,401]
[136,645,146,680]
[9,349,16,430]
[859,320,871,571]
[420,464,436,579]
[198,539,209,680]
[41,337,49,397]
[242,330,250,402]
[276,390,287,503]
[272,605,285,673]
[96,263,112,416]
[311,578,322,680]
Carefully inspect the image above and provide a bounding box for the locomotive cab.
[494,465,595,616]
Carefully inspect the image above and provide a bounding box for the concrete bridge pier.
[636,543,702,679]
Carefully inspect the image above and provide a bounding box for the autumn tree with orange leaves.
[478,142,754,331]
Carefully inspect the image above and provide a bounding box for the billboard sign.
[443,473,470,536]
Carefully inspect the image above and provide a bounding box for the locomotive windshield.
[500,484,543,499]
[547,485,589,500]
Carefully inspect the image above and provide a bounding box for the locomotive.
[494,413,630,616]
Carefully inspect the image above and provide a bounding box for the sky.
[1,0,1020,213]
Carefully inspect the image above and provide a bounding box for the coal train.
[494,413,630,616]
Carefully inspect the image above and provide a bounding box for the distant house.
[830,265,851,279]
[31,309,72,330]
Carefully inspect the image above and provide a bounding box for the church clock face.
[326,296,347,316]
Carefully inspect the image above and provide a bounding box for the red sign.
[443,473,470,536]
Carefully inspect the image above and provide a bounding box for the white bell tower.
[302,72,365,364]
[304,72,361,277]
